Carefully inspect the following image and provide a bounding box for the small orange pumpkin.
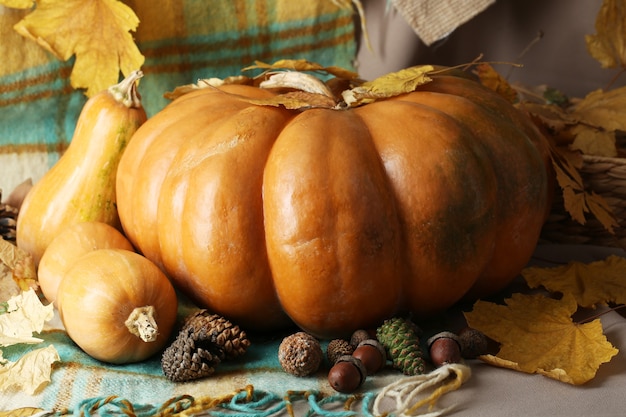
[116,67,552,338]
[38,221,134,306]
[56,249,177,364]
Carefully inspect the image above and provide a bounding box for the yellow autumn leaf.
[465,293,618,385]
[0,0,34,8]
[13,0,144,97]
[522,255,626,308]
[342,65,434,107]
[585,0,626,69]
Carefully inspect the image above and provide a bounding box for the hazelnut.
[352,339,386,374]
[328,355,367,393]
[427,331,462,367]
[278,332,323,377]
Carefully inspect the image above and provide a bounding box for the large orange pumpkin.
[116,67,552,338]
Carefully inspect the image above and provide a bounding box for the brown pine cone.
[161,310,251,382]
[161,327,222,382]
[182,310,250,360]
[0,193,18,242]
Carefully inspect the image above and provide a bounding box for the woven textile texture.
[0,0,356,195]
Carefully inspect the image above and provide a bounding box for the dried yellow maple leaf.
[522,255,626,308]
[585,0,626,69]
[465,293,618,385]
[13,0,144,97]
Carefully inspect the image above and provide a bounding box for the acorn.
[349,329,371,348]
[458,327,491,358]
[352,339,386,375]
[427,331,462,367]
[328,355,367,393]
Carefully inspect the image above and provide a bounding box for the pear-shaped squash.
[16,71,146,266]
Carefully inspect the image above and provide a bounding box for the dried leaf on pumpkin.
[465,293,618,385]
[13,0,144,97]
[585,0,626,69]
[474,63,518,103]
[342,65,434,107]
[522,255,626,308]
[244,59,360,81]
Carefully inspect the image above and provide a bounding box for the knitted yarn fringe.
[38,365,470,417]
[373,363,472,417]
[40,385,376,417]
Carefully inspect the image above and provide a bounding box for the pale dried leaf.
[0,408,45,417]
[0,238,37,291]
[0,345,60,395]
[0,289,54,347]
[245,59,359,80]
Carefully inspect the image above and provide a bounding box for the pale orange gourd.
[38,221,135,306]
[116,67,553,338]
[56,249,177,364]
[16,71,147,266]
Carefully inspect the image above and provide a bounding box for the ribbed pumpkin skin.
[116,73,552,338]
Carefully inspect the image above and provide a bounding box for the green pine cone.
[377,317,425,375]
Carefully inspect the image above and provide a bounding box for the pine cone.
[182,310,250,360]
[0,193,18,242]
[376,317,425,375]
[161,310,250,382]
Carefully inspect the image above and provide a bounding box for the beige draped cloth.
[390,0,496,45]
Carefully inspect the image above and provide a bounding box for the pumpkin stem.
[109,70,143,108]
[125,305,159,342]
